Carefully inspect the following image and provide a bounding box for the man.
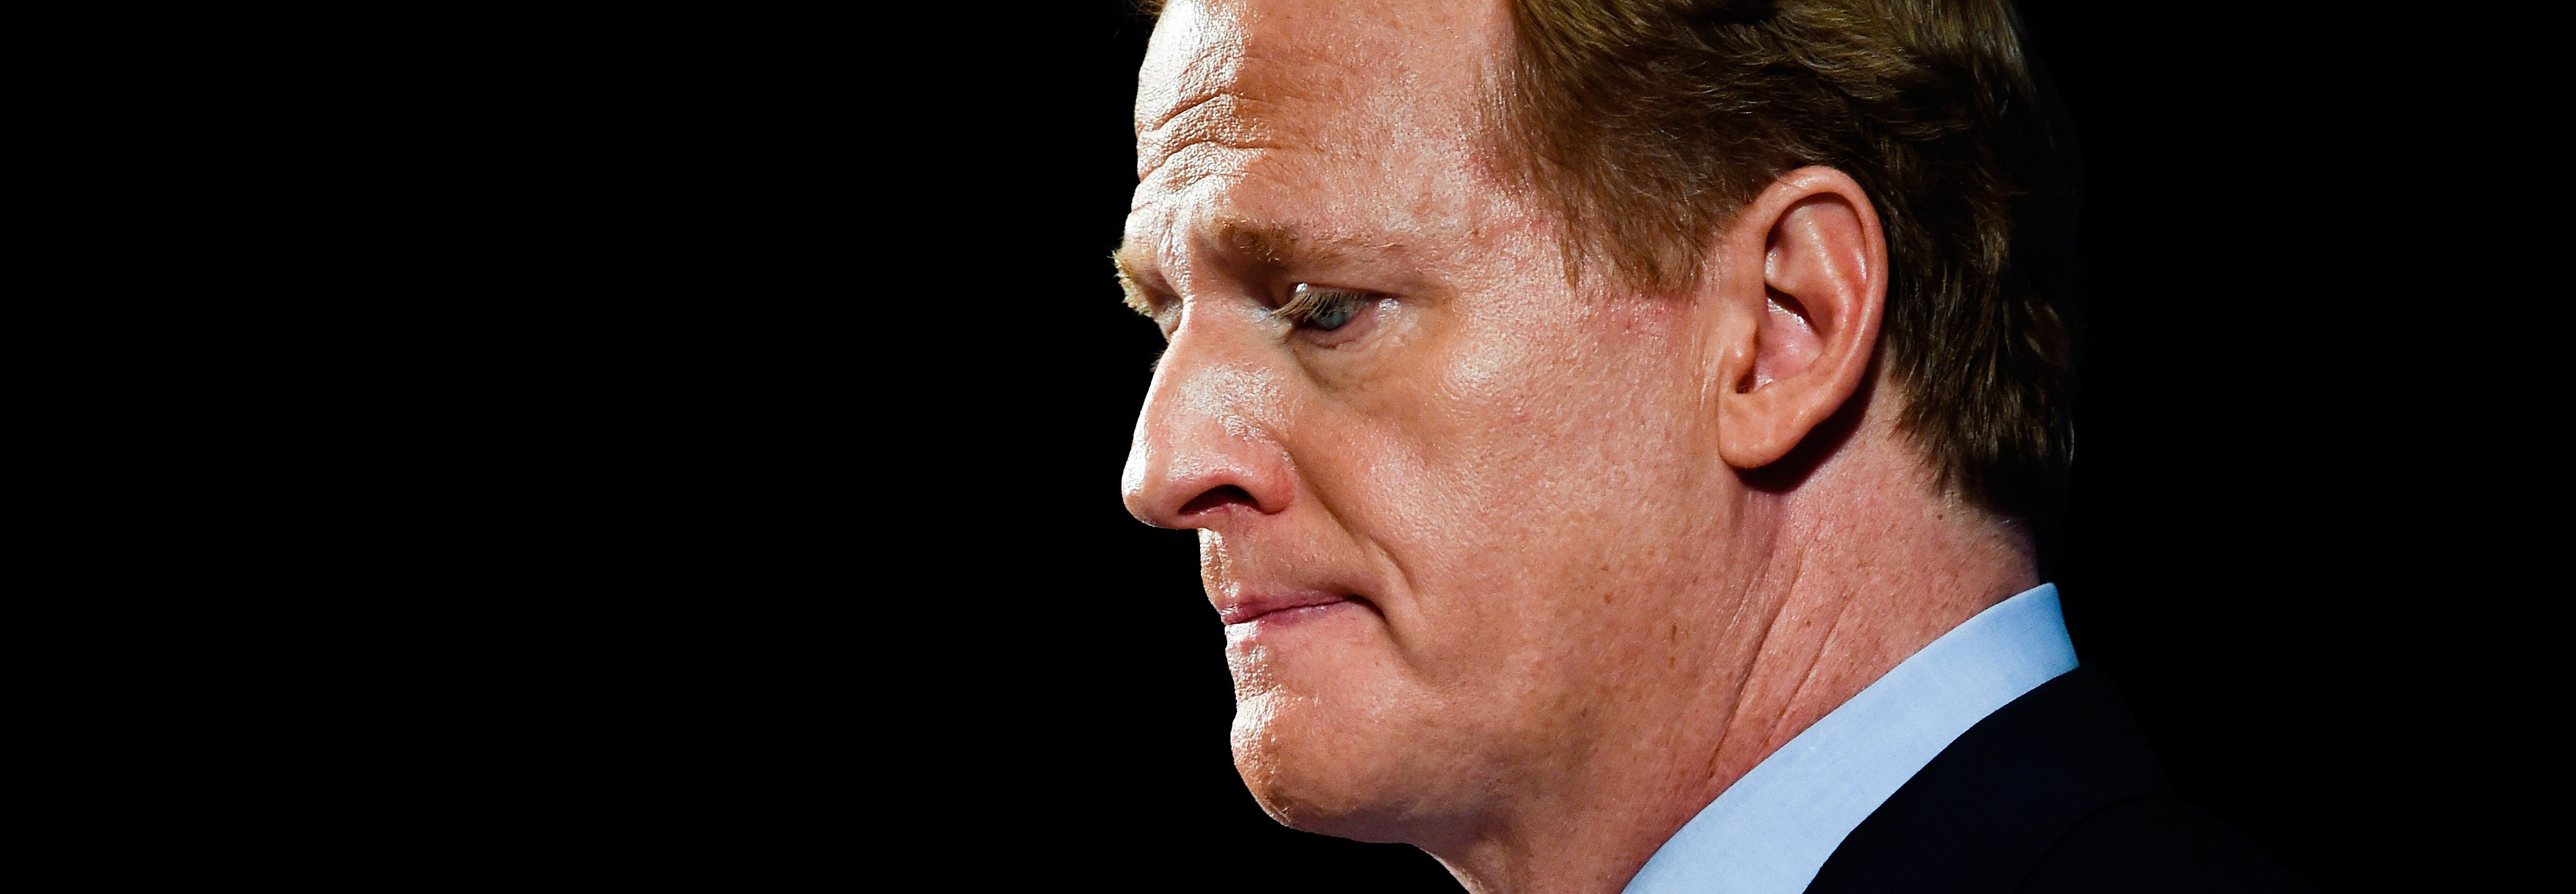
[1113,1,2300,891]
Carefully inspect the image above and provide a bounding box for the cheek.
[1312,298,1707,661]
[1426,301,1696,517]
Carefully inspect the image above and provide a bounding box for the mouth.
[1220,592,1373,627]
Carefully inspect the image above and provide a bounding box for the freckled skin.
[1127,0,1727,839]
[1118,3,2041,893]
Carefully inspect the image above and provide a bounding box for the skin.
[1116,2,2040,892]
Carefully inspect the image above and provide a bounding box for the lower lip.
[1225,599,1362,639]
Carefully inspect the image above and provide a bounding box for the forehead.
[1127,0,1516,283]
[1134,0,1507,154]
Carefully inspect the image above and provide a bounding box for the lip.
[1218,590,1353,626]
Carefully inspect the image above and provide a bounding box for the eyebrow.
[1114,218,1389,317]
[1113,250,1157,317]
[1216,219,1348,267]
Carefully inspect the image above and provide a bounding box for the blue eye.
[1308,296,1358,330]
[1281,283,1370,332]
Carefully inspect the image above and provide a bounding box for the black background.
[455,3,2458,889]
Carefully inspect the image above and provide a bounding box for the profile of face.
[1117,0,1846,846]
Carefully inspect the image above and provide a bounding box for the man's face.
[1120,0,1743,841]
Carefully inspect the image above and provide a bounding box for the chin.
[1227,689,1441,844]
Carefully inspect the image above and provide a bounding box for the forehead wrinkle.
[1137,92,1285,182]
[1138,84,1227,138]
[1136,40,1353,183]
[1134,0,1243,125]
[1137,5,1367,182]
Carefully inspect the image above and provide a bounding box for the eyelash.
[1270,284,1374,333]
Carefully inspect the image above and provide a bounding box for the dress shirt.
[1620,583,2079,894]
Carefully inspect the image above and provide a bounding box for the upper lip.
[1218,590,1351,625]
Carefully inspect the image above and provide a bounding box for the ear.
[1705,167,1887,470]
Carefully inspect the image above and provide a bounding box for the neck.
[1421,425,2039,894]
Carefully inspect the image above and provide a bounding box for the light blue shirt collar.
[1620,583,2078,894]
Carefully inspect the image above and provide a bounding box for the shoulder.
[1803,666,2305,894]
[2019,795,2305,893]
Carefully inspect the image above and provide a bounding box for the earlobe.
[1710,167,1887,470]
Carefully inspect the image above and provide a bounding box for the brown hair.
[1501,0,2077,529]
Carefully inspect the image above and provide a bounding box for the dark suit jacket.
[1803,666,2305,893]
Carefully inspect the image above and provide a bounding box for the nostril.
[1178,484,1258,517]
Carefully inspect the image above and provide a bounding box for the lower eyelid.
[1302,296,1386,347]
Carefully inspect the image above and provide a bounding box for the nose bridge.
[1121,316,1288,528]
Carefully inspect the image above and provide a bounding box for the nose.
[1121,326,1291,530]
